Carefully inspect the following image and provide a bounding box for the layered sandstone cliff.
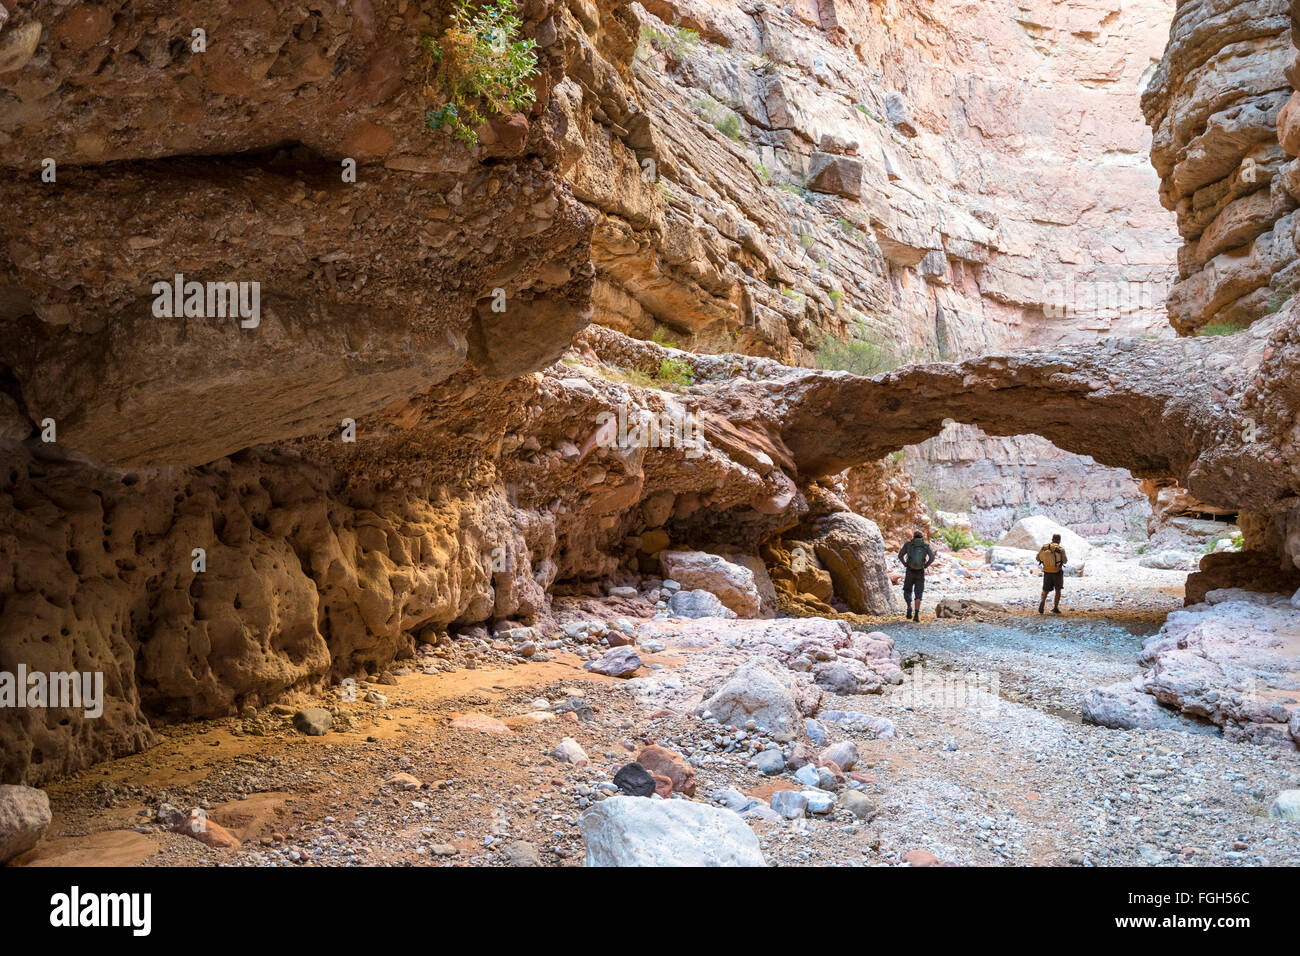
[1143,0,1297,333]
[562,0,1179,531]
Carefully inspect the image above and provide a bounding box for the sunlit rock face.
[904,426,1151,540]
[573,0,1179,361]
[564,0,1179,529]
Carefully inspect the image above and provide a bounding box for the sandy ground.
[10,545,1300,868]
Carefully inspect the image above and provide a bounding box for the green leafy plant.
[828,288,843,306]
[650,326,682,349]
[937,525,976,551]
[696,96,743,141]
[836,217,866,242]
[421,0,538,146]
[814,324,910,377]
[1203,531,1244,555]
[657,357,696,387]
[643,22,699,60]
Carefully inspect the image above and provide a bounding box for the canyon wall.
[2,0,1297,786]
[905,426,1150,540]
[1143,0,1297,334]
[589,0,1178,358]
[577,0,1179,534]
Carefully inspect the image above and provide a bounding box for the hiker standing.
[897,530,935,622]
[1036,533,1067,615]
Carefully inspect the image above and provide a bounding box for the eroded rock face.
[1087,591,1300,749]
[1,0,1299,788]
[1143,0,1298,333]
[580,0,1178,361]
[0,0,596,469]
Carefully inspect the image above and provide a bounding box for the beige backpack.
[1037,544,1064,573]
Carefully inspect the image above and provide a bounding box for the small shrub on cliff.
[814,326,906,377]
[421,0,538,146]
[650,326,682,349]
[644,22,699,60]
[695,96,744,142]
[1196,322,1242,337]
[657,357,695,387]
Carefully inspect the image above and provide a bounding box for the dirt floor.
[10,545,1300,867]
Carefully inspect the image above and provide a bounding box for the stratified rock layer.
[1143,0,1298,332]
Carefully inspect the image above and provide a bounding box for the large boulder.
[667,589,736,619]
[985,546,1084,576]
[813,658,883,695]
[1271,791,1300,822]
[807,512,898,615]
[997,516,1091,564]
[658,551,763,618]
[635,744,696,796]
[696,656,800,736]
[585,646,642,677]
[578,796,767,866]
[1081,681,1216,735]
[1139,549,1199,571]
[0,785,51,863]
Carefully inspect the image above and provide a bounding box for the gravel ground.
[18,548,1300,868]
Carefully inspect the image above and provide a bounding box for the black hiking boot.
[905,605,913,620]
[1051,607,1062,615]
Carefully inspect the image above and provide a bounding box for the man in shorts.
[1036,534,1067,615]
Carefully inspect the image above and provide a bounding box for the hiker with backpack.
[1036,534,1067,615]
[897,531,935,622]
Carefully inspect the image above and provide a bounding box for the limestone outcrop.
[1085,589,1300,750]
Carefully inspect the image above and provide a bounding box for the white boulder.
[578,796,767,866]
[658,551,763,618]
[997,516,1091,563]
